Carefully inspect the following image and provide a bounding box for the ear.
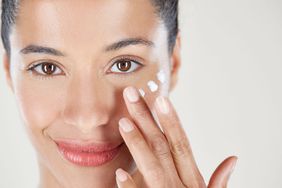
[169,31,182,92]
[3,52,14,93]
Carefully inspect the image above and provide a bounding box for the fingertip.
[115,168,137,188]
[227,156,238,182]
[230,156,238,173]
[223,156,238,187]
[116,168,128,182]
[208,155,238,188]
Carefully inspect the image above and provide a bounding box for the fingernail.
[155,96,169,114]
[116,168,128,182]
[125,86,140,103]
[138,88,145,97]
[119,118,134,132]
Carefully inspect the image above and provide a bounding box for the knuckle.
[130,135,145,148]
[132,102,151,118]
[170,137,191,157]
[134,107,149,119]
[145,164,164,182]
[151,136,170,158]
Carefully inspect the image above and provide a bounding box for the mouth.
[54,139,124,167]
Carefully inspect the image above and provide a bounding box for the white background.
[1,0,281,187]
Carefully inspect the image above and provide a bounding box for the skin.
[2,0,237,188]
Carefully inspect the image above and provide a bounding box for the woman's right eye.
[27,62,64,78]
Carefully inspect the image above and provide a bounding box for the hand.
[115,86,237,188]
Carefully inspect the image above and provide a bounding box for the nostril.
[61,84,114,133]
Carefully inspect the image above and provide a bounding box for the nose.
[61,72,113,134]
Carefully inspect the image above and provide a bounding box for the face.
[3,0,181,187]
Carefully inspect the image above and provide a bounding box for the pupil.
[117,61,131,72]
[43,63,55,74]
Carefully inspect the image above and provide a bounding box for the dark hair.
[151,0,179,54]
[1,0,178,57]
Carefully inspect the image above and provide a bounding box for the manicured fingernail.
[155,96,169,114]
[125,86,140,103]
[138,88,145,97]
[119,118,134,132]
[116,168,128,182]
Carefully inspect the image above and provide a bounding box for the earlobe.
[3,53,14,93]
[169,32,182,92]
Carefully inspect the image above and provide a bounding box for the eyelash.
[26,60,62,80]
[108,56,144,76]
[26,56,144,80]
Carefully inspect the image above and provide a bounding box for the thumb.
[208,156,238,188]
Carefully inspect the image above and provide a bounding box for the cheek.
[14,79,65,130]
[136,68,170,109]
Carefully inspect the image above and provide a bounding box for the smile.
[55,140,124,167]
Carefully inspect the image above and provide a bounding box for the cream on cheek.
[157,69,166,84]
[136,69,168,132]
[137,69,167,97]
[147,80,159,92]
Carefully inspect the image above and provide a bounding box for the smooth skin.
[2,0,237,187]
[116,86,237,188]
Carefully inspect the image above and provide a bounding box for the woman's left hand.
[115,86,237,188]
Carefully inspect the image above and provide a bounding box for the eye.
[110,58,143,74]
[27,62,63,77]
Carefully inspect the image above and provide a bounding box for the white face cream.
[157,70,166,83]
[147,80,158,92]
[138,88,145,97]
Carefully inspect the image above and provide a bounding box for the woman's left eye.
[110,59,143,74]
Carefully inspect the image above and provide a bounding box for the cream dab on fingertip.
[138,88,145,97]
[147,80,158,92]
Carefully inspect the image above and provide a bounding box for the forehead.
[12,0,166,54]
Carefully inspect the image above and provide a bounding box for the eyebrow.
[104,37,155,51]
[20,45,65,56]
[20,37,155,56]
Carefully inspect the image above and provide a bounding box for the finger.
[208,156,238,188]
[123,86,179,177]
[116,168,138,188]
[131,170,145,187]
[123,86,165,141]
[153,95,206,188]
[118,117,165,187]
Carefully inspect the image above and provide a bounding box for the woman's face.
[3,0,180,187]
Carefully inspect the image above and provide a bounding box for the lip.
[54,139,123,167]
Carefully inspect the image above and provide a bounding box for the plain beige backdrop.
[1,0,281,187]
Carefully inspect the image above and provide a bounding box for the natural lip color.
[54,139,124,166]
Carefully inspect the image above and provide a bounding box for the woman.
[1,0,237,187]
